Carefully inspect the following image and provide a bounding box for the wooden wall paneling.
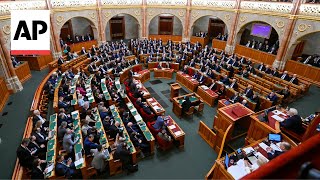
[14,62,31,83]
[0,77,9,112]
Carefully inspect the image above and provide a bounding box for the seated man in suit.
[257,62,266,71]
[58,96,70,109]
[266,142,291,160]
[209,79,218,91]
[16,138,36,169]
[220,74,230,85]
[250,93,260,111]
[197,73,205,84]
[181,96,192,112]
[11,56,21,68]
[217,85,226,99]
[281,108,304,134]
[229,92,240,104]
[192,71,200,80]
[108,121,121,140]
[278,86,291,99]
[32,127,51,146]
[136,98,144,108]
[114,142,134,172]
[266,91,278,105]
[240,69,250,79]
[241,99,249,108]
[228,78,238,90]
[243,85,254,99]
[84,134,99,155]
[58,56,65,65]
[130,131,150,158]
[289,74,298,85]
[279,71,290,81]
[55,155,78,178]
[33,109,47,127]
[142,103,154,115]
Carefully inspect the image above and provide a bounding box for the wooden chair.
[183,106,194,119]
[194,102,204,114]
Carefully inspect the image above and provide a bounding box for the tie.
[282,74,285,79]
[290,78,294,83]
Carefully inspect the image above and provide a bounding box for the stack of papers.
[168,125,176,129]
[151,102,158,106]
[174,131,182,136]
[258,142,269,151]
[270,143,282,152]
[243,147,255,154]
[134,115,142,122]
[74,158,84,167]
[271,115,285,122]
[47,164,54,173]
[201,85,209,90]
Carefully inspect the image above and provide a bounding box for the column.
[225,0,241,54]
[47,0,62,59]
[141,0,147,39]
[97,0,105,45]
[0,31,23,92]
[183,0,192,42]
[273,0,302,70]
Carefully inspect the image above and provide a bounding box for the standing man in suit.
[63,129,79,154]
[91,145,109,173]
[16,138,36,169]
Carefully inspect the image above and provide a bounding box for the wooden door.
[60,20,73,41]
[208,19,225,39]
[158,16,173,35]
[292,41,305,60]
[110,17,125,40]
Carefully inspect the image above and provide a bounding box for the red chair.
[147,121,161,136]
[156,135,173,151]
[188,68,193,76]
[141,110,155,122]
[124,81,129,87]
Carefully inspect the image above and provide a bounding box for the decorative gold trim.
[296,15,320,22]
[276,21,285,28]
[178,10,184,17]
[52,6,96,12]
[297,23,311,32]
[224,14,231,21]
[239,9,291,18]
[2,25,10,35]
[101,5,142,9]
[190,6,236,12]
[90,12,96,19]
[0,15,11,21]
[239,16,247,22]
[56,15,64,24]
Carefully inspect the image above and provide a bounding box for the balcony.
[101,0,143,6]
[0,1,46,16]
[50,0,97,8]
[299,3,320,17]
[240,1,294,14]
[146,0,187,6]
[191,0,236,9]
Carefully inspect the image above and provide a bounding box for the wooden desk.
[190,36,209,46]
[148,35,183,44]
[170,83,181,101]
[234,44,276,66]
[148,62,179,72]
[14,61,31,83]
[133,69,150,83]
[176,71,199,92]
[196,85,218,107]
[210,135,297,180]
[172,93,201,118]
[69,40,98,53]
[45,114,58,178]
[0,77,9,112]
[246,108,288,145]
[16,55,53,71]
[165,115,185,149]
[214,103,254,152]
[146,97,166,116]
[154,68,174,79]
[126,102,155,155]
[212,39,227,52]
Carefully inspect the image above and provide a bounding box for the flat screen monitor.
[224,153,229,169]
[268,133,282,142]
[251,23,272,39]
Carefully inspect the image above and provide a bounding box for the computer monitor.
[224,153,229,169]
[268,133,282,142]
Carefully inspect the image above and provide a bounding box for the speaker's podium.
[213,103,254,151]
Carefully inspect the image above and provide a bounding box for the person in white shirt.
[78,94,85,107]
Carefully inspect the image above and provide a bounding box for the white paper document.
[174,131,182,136]
[201,85,209,90]
[271,115,285,122]
[74,158,84,167]
[258,142,269,151]
[270,143,282,152]
[168,125,176,129]
[151,102,158,106]
[243,147,255,154]
[134,115,143,121]
[47,164,54,172]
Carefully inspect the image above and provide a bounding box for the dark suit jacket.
[229,82,238,89]
[182,99,192,112]
[16,145,34,169]
[281,115,304,134]
[143,106,153,115]
[58,58,64,65]
[289,77,298,85]
[267,94,278,105]
[244,88,254,98]
[267,150,284,160]
[32,132,47,145]
[280,73,289,81]
[31,167,44,179]
[229,95,240,103]
[55,161,75,178]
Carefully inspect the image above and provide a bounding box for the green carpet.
[0,69,49,179]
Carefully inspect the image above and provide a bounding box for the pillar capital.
[225,44,235,54]
[6,76,23,93]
